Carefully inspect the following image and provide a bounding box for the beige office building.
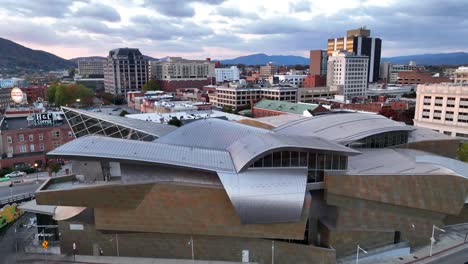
[454,66,468,84]
[414,83,468,139]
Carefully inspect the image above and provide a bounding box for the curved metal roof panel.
[228,133,360,172]
[347,148,463,175]
[62,107,177,138]
[217,168,308,224]
[155,118,269,150]
[274,112,414,144]
[48,135,236,172]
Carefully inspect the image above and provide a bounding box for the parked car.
[0,176,10,182]
[5,171,26,178]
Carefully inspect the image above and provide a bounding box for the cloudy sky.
[0,0,466,59]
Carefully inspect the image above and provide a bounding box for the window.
[19,134,24,142]
[39,134,43,141]
[443,131,452,136]
[456,133,468,138]
[39,143,45,151]
[7,146,13,154]
[422,109,430,119]
[423,96,431,106]
[7,136,12,143]
[30,144,35,152]
[435,96,443,107]
[460,98,468,108]
[433,110,442,120]
[20,145,27,153]
[458,112,468,123]
[68,131,73,138]
[445,111,454,121]
[29,134,33,141]
[52,131,60,138]
[447,97,455,108]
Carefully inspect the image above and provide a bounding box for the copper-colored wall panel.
[399,140,460,158]
[95,183,310,239]
[36,183,153,209]
[325,174,467,215]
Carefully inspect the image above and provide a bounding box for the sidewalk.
[16,253,255,264]
[344,224,468,264]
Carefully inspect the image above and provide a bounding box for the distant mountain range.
[382,52,468,65]
[0,37,75,71]
[219,53,309,66]
[1,36,468,71]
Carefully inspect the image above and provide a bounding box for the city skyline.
[0,0,467,60]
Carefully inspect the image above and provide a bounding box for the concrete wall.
[72,160,104,182]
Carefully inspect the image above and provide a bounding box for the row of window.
[250,151,348,176]
[7,143,50,154]
[422,109,468,122]
[423,96,468,108]
[6,131,72,144]
[349,131,409,148]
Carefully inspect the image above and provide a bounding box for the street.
[428,247,468,264]
[0,181,45,198]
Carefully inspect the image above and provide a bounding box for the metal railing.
[0,192,35,206]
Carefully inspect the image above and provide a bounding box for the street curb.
[404,241,467,264]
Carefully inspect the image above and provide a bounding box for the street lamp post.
[34,162,39,183]
[430,224,445,256]
[188,235,194,264]
[356,244,368,264]
[271,240,275,264]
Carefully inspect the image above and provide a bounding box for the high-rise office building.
[309,50,328,76]
[259,62,278,77]
[326,51,369,99]
[104,48,149,95]
[149,57,215,92]
[77,59,105,77]
[327,27,381,83]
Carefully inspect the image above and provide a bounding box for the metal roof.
[48,135,236,172]
[408,126,456,142]
[274,112,414,144]
[228,132,360,172]
[254,99,319,115]
[155,118,269,150]
[347,148,462,175]
[218,167,308,224]
[62,107,177,138]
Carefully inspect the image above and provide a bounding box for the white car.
[5,171,26,178]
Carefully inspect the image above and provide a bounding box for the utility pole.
[271,240,275,264]
[356,244,368,264]
[116,234,120,257]
[430,224,445,256]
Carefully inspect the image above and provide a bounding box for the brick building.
[22,85,47,103]
[303,75,326,87]
[0,111,73,169]
[397,70,450,85]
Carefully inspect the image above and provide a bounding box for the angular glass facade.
[348,131,409,149]
[250,151,348,182]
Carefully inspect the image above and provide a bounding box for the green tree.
[222,105,234,113]
[168,117,182,127]
[49,162,62,177]
[119,110,129,117]
[54,84,66,106]
[46,84,58,104]
[459,143,468,162]
[142,80,160,92]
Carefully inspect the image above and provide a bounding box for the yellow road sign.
[42,240,49,249]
